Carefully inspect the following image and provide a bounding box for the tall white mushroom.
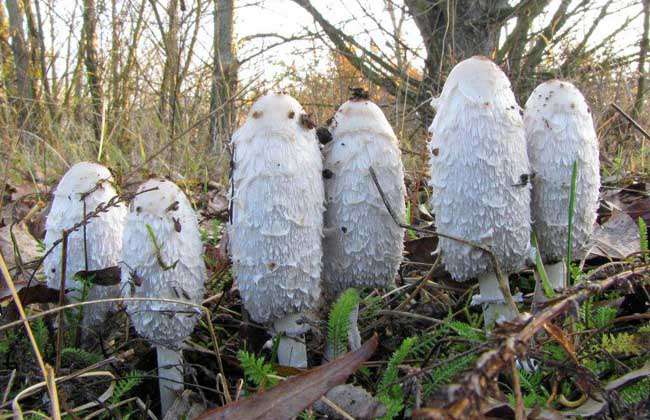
[322,89,406,352]
[428,56,531,327]
[121,179,206,415]
[229,92,324,368]
[44,162,126,328]
[525,80,600,290]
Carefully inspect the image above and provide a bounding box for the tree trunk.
[5,0,34,125]
[634,0,649,119]
[0,3,13,100]
[82,0,104,148]
[160,0,179,134]
[209,0,237,150]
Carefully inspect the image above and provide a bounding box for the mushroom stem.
[545,261,567,291]
[478,273,518,328]
[273,314,308,368]
[156,346,183,416]
[347,303,361,351]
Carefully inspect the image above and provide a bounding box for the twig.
[511,360,525,420]
[55,232,68,374]
[413,263,650,419]
[368,166,518,315]
[0,250,60,419]
[611,103,650,140]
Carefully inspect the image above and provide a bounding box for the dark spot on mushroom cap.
[288,111,295,119]
[267,261,277,270]
[349,87,369,101]
[322,169,334,179]
[136,206,142,213]
[252,110,262,119]
[173,217,181,233]
[51,268,56,273]
[341,226,347,233]
[316,127,332,144]
[299,113,316,130]
[432,148,439,156]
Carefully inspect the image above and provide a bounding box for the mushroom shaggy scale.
[44,162,126,328]
[229,92,324,368]
[525,80,600,290]
[121,179,206,415]
[428,56,531,327]
[322,90,405,352]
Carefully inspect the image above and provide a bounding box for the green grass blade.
[532,232,555,298]
[566,160,578,287]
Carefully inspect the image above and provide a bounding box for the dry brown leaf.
[196,334,378,420]
[542,322,578,364]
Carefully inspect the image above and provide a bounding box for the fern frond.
[237,350,278,389]
[446,321,485,342]
[111,370,144,404]
[327,288,360,359]
[377,337,417,420]
[61,347,101,366]
[593,306,617,329]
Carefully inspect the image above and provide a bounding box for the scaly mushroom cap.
[323,98,406,296]
[121,179,206,348]
[228,92,324,324]
[428,56,531,280]
[525,80,600,263]
[44,162,126,326]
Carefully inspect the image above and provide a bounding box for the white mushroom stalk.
[525,80,600,291]
[321,89,406,354]
[229,92,324,368]
[428,56,531,327]
[120,179,206,415]
[44,162,126,329]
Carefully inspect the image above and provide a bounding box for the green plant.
[566,160,578,287]
[377,337,417,420]
[61,347,102,366]
[445,321,485,342]
[532,232,555,298]
[327,288,360,359]
[237,350,278,389]
[111,370,144,405]
[601,333,642,356]
[405,201,417,240]
[506,368,550,409]
[620,377,650,405]
[424,354,475,397]
[593,306,617,329]
[145,224,178,270]
[638,217,647,262]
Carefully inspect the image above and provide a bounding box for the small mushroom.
[43,162,126,328]
[322,93,406,355]
[428,56,531,327]
[524,80,600,290]
[229,93,324,368]
[121,179,206,415]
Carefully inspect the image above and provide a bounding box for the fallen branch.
[413,263,649,419]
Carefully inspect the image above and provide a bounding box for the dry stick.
[0,252,62,419]
[394,253,441,312]
[415,265,650,418]
[55,231,68,374]
[368,166,518,314]
[511,360,525,420]
[611,103,650,140]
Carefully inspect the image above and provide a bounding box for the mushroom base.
[273,313,309,368]
[545,261,567,291]
[477,273,518,328]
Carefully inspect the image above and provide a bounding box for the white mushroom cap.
[44,162,126,327]
[121,179,206,348]
[525,80,600,263]
[428,56,531,281]
[229,92,324,324]
[323,98,406,296]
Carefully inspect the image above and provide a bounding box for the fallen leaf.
[75,266,121,286]
[0,223,40,271]
[2,284,61,321]
[584,211,640,259]
[196,334,379,420]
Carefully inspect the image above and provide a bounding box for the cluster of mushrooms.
[42,55,599,415]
